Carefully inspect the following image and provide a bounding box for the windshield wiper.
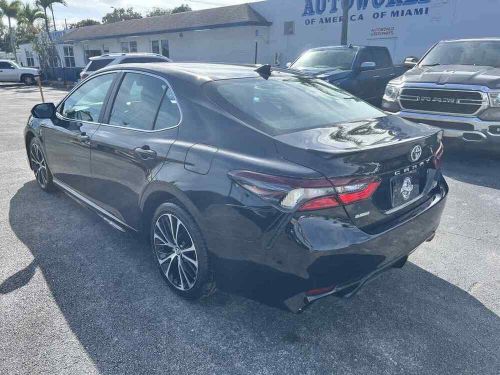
[421,63,441,67]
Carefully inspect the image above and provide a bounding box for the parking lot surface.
[1,84,499,375]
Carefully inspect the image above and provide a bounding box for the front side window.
[109,73,168,130]
[292,48,358,71]
[60,73,116,122]
[0,61,15,69]
[420,40,500,68]
[207,77,385,136]
[371,49,392,68]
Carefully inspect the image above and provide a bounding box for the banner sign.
[302,0,431,26]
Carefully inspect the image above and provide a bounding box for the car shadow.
[442,144,500,190]
[7,181,500,374]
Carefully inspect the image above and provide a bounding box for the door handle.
[134,146,157,159]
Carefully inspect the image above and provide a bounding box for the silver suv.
[80,53,171,80]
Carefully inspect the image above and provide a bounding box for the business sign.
[302,0,431,26]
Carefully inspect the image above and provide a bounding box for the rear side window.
[87,59,113,72]
[109,73,168,130]
[372,48,392,68]
[60,73,116,122]
[154,89,181,129]
[120,57,167,64]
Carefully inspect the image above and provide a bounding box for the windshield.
[291,48,357,71]
[420,40,500,68]
[207,76,385,136]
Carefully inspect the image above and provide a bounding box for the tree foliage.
[69,18,100,29]
[102,7,142,24]
[145,4,192,17]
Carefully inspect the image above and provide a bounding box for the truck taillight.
[228,171,380,212]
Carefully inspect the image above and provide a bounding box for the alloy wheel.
[153,213,199,291]
[30,142,49,189]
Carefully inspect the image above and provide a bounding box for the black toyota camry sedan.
[25,63,448,312]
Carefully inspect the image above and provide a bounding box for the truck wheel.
[21,75,35,85]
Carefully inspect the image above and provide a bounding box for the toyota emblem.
[410,145,422,162]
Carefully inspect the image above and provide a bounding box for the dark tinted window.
[358,49,375,65]
[208,77,384,136]
[120,57,167,64]
[292,48,357,71]
[371,48,392,68]
[155,88,181,129]
[109,73,166,130]
[420,40,500,68]
[61,73,116,122]
[87,59,113,72]
[0,61,14,69]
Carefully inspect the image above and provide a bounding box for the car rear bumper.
[211,175,448,312]
[396,110,500,145]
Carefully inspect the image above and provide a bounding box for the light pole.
[341,0,349,45]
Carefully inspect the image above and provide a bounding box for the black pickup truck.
[382,38,500,148]
[287,45,408,105]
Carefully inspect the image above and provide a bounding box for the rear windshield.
[207,77,385,135]
[292,48,358,71]
[420,40,500,68]
[86,59,113,72]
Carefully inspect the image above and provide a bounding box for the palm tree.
[35,0,65,40]
[18,2,44,35]
[0,0,21,62]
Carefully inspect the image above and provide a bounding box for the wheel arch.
[20,73,34,83]
[140,182,205,238]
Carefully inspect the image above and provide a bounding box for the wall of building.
[253,0,500,65]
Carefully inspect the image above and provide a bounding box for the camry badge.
[410,145,422,162]
[401,177,414,201]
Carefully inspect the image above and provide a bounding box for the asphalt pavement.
[0,83,499,375]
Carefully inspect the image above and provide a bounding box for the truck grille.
[399,88,484,115]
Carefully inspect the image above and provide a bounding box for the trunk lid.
[274,115,441,229]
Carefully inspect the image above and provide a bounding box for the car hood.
[401,65,500,89]
[20,67,38,74]
[291,67,351,81]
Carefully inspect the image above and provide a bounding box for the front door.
[90,71,181,229]
[42,72,117,196]
[0,61,17,81]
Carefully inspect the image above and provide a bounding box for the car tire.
[21,74,35,85]
[150,202,215,300]
[29,138,55,192]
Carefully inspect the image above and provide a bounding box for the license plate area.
[391,172,420,208]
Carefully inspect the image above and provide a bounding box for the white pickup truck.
[0,60,39,85]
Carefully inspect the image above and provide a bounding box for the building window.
[121,41,138,53]
[25,50,35,67]
[151,40,169,58]
[84,49,101,63]
[63,46,75,68]
[103,46,110,54]
[284,21,295,35]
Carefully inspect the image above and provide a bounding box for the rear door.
[89,71,181,229]
[371,47,397,102]
[43,72,117,195]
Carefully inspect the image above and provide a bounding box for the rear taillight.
[228,171,380,212]
[433,141,444,169]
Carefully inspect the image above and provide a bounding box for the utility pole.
[341,0,349,45]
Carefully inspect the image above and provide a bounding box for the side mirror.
[285,62,292,68]
[31,102,56,119]
[360,61,376,71]
[404,56,419,68]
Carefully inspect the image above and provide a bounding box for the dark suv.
[25,63,448,312]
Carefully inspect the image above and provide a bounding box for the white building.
[16,0,500,74]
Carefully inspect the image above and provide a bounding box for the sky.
[45,0,261,28]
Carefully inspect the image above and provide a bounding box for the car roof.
[90,53,167,61]
[100,62,298,85]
